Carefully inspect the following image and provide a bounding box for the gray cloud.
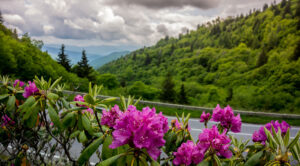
[0,0,278,48]
[106,0,221,9]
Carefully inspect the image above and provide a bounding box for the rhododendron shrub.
[1,76,300,165]
[109,106,169,160]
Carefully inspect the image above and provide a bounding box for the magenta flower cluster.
[198,125,232,158]
[13,80,25,87]
[1,115,15,127]
[109,105,168,160]
[101,105,122,128]
[212,105,241,133]
[23,81,39,98]
[252,120,290,144]
[173,125,232,165]
[73,95,93,114]
[200,111,210,123]
[173,140,204,165]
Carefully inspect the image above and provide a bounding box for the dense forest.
[99,0,300,113]
[0,22,93,91]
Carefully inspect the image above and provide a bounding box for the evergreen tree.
[283,0,291,17]
[77,49,92,78]
[0,11,3,24]
[179,84,188,104]
[256,48,268,67]
[281,0,287,8]
[57,44,71,72]
[132,53,136,61]
[160,72,176,102]
[263,3,269,11]
[290,40,300,61]
[144,53,151,65]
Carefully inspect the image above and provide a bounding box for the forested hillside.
[0,23,89,91]
[99,0,300,113]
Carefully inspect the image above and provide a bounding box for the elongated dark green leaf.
[244,151,263,166]
[97,153,126,166]
[47,93,59,101]
[62,112,75,128]
[23,101,38,120]
[49,77,62,90]
[101,135,115,160]
[84,94,95,105]
[78,136,105,165]
[284,128,290,146]
[25,104,40,128]
[287,130,300,150]
[19,96,35,110]
[271,126,280,145]
[79,131,87,143]
[150,158,160,166]
[82,114,94,135]
[213,154,221,166]
[7,96,16,112]
[62,98,70,109]
[98,97,116,104]
[48,105,62,130]
[291,146,300,162]
[70,131,81,139]
[0,94,9,100]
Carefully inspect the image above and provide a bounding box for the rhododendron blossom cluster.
[109,105,168,160]
[13,79,24,87]
[100,105,122,128]
[1,115,15,127]
[212,104,241,133]
[252,120,290,144]
[23,81,39,98]
[73,95,93,114]
[200,111,210,123]
[197,125,232,158]
[173,140,204,165]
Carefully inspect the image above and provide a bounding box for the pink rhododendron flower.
[197,125,232,158]
[74,95,85,107]
[82,108,94,115]
[252,120,290,144]
[101,105,122,128]
[1,115,15,127]
[212,105,241,133]
[200,111,210,123]
[23,81,39,98]
[13,80,25,87]
[173,140,204,166]
[109,106,168,160]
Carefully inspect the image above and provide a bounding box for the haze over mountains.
[43,44,131,67]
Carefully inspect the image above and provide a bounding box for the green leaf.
[70,131,81,139]
[0,94,9,100]
[62,98,71,109]
[213,154,221,166]
[47,93,59,101]
[7,96,16,112]
[244,151,263,166]
[79,131,88,143]
[25,103,40,128]
[97,153,126,166]
[78,136,105,165]
[271,125,280,145]
[62,112,75,128]
[291,146,300,162]
[23,101,38,120]
[81,114,94,135]
[84,94,95,105]
[20,96,35,110]
[101,135,114,160]
[284,128,290,146]
[287,130,300,150]
[48,105,62,130]
[98,97,116,104]
[49,77,62,90]
[264,127,278,148]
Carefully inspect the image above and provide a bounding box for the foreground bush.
[0,76,299,165]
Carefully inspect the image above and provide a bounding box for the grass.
[65,94,300,126]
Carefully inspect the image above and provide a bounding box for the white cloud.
[0,0,279,49]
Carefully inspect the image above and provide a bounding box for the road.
[67,116,300,164]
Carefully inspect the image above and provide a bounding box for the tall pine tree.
[179,84,188,104]
[160,72,176,102]
[57,44,71,72]
[0,11,3,24]
[76,49,92,78]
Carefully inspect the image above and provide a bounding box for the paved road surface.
[66,116,299,164]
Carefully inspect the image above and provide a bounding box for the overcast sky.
[0,0,278,50]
